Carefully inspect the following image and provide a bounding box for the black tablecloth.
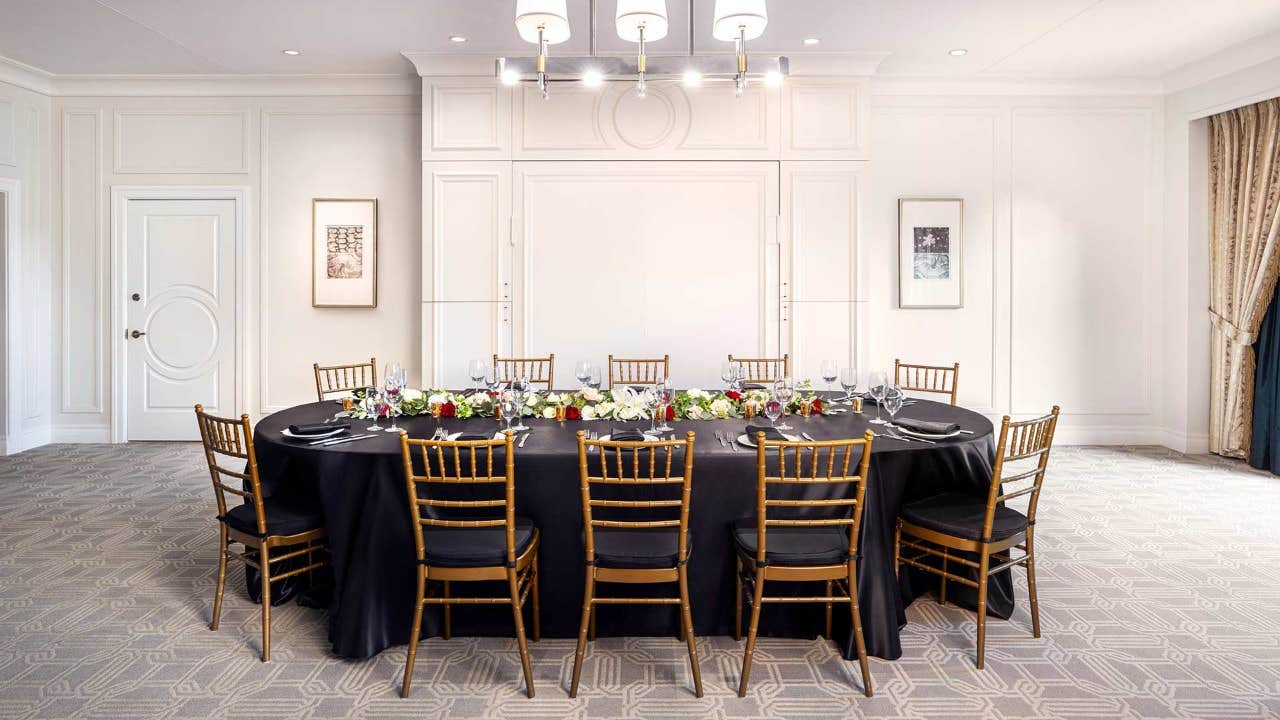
[250,397,1009,661]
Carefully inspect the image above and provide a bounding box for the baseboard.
[1050,424,1164,446]
[51,425,112,443]
[2,425,53,455]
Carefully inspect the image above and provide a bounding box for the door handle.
[130,330,146,339]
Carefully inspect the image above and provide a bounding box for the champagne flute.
[511,373,530,432]
[656,383,674,432]
[821,360,838,398]
[869,370,889,425]
[648,387,662,436]
[363,387,383,432]
[774,378,795,430]
[467,359,488,393]
[383,362,405,432]
[839,367,858,403]
[575,361,593,389]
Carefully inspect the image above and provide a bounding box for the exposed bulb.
[582,69,604,87]
[682,69,702,87]
[501,69,520,86]
[735,75,745,97]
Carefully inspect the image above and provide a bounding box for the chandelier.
[500,0,786,99]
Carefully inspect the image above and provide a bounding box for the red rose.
[725,390,743,401]
[565,406,581,421]
[440,402,456,418]
[665,405,676,421]
[811,399,824,413]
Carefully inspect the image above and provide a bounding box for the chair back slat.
[753,432,874,566]
[493,354,555,389]
[894,359,960,405]
[728,354,789,384]
[314,357,377,401]
[194,404,268,535]
[608,354,670,388]
[982,406,1061,540]
[576,431,695,565]
[400,432,519,565]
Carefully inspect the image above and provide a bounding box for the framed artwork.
[898,197,963,308]
[312,198,377,308]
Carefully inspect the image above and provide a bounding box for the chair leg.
[531,557,542,642]
[401,569,426,698]
[737,569,765,698]
[588,601,597,642]
[442,581,452,640]
[507,569,535,698]
[975,550,990,670]
[569,569,595,698]
[1025,534,1041,639]
[939,553,949,605]
[677,565,703,698]
[259,545,272,662]
[893,522,901,580]
[733,557,742,642]
[848,562,872,698]
[210,524,228,631]
[824,580,833,640]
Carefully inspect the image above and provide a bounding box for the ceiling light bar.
[496,55,788,86]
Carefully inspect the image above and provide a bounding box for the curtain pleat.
[1208,97,1280,458]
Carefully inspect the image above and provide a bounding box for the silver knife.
[319,433,379,446]
[519,431,532,448]
[801,432,815,441]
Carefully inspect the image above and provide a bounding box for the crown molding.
[1162,29,1280,95]
[0,55,54,95]
[871,74,1163,97]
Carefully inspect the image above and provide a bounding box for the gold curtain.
[1209,97,1280,457]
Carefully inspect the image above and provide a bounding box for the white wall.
[0,79,53,454]
[865,92,1163,444]
[51,94,421,440]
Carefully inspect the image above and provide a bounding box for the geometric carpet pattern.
[1,443,1279,719]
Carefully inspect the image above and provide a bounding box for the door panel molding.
[110,186,249,443]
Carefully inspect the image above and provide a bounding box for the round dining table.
[250,395,1010,662]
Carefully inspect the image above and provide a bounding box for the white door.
[125,199,237,440]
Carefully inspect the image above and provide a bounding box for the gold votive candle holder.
[852,397,863,413]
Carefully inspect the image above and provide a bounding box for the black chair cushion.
[422,517,536,568]
[224,499,324,538]
[732,517,852,566]
[900,492,1029,542]
[591,529,691,569]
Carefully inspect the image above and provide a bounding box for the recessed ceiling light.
[803,37,820,46]
[449,35,467,43]
[948,48,968,56]
[282,49,301,56]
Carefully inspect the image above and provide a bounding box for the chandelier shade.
[615,0,669,42]
[712,0,768,41]
[515,0,571,44]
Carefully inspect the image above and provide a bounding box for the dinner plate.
[281,427,347,440]
[737,432,800,447]
[896,427,962,440]
[446,431,505,441]
[599,433,660,442]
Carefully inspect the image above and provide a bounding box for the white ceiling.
[1,0,1279,79]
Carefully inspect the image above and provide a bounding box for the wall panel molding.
[113,110,250,174]
[60,109,104,414]
[0,98,14,167]
[425,79,510,159]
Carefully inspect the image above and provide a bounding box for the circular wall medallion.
[611,86,677,149]
[145,297,219,372]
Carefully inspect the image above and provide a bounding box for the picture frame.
[898,197,963,309]
[312,198,378,308]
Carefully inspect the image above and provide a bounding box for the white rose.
[710,398,732,418]
[525,394,539,407]
[428,392,449,406]
[403,388,423,402]
[596,401,615,418]
[581,405,597,420]
[467,393,488,406]
[687,388,708,400]
[582,388,602,402]
[541,406,556,419]
[687,406,704,420]
[546,392,561,404]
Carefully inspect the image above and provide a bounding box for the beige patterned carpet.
[1,443,1279,719]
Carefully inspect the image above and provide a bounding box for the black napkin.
[745,425,786,442]
[894,417,960,435]
[289,422,349,435]
[610,428,646,442]
[454,432,493,441]
[742,383,767,390]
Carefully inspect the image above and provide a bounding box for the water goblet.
[839,367,858,403]
[587,366,602,391]
[763,399,783,434]
[575,361,593,389]
[499,390,519,436]
[774,379,796,430]
[467,359,488,392]
[821,360,838,399]
[721,361,736,392]
[884,386,905,428]
[363,388,383,431]
[511,374,530,432]
[869,370,890,425]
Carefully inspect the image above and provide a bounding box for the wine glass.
[656,383,674,432]
[721,361,736,392]
[511,373,530,432]
[383,363,405,432]
[648,387,663,436]
[839,367,858,404]
[575,361,593,389]
[362,387,383,431]
[821,361,838,398]
[587,366,602,391]
[485,366,501,395]
[734,364,747,393]
[499,390,519,435]
[884,386,905,427]
[763,398,783,434]
[773,378,795,430]
[869,370,889,425]
[467,359,488,392]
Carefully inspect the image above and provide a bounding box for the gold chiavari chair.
[894,406,1060,669]
[194,405,327,662]
[493,353,555,390]
[734,431,875,697]
[399,431,540,699]
[894,359,960,405]
[313,357,377,401]
[569,431,703,698]
[607,354,669,389]
[728,353,789,384]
